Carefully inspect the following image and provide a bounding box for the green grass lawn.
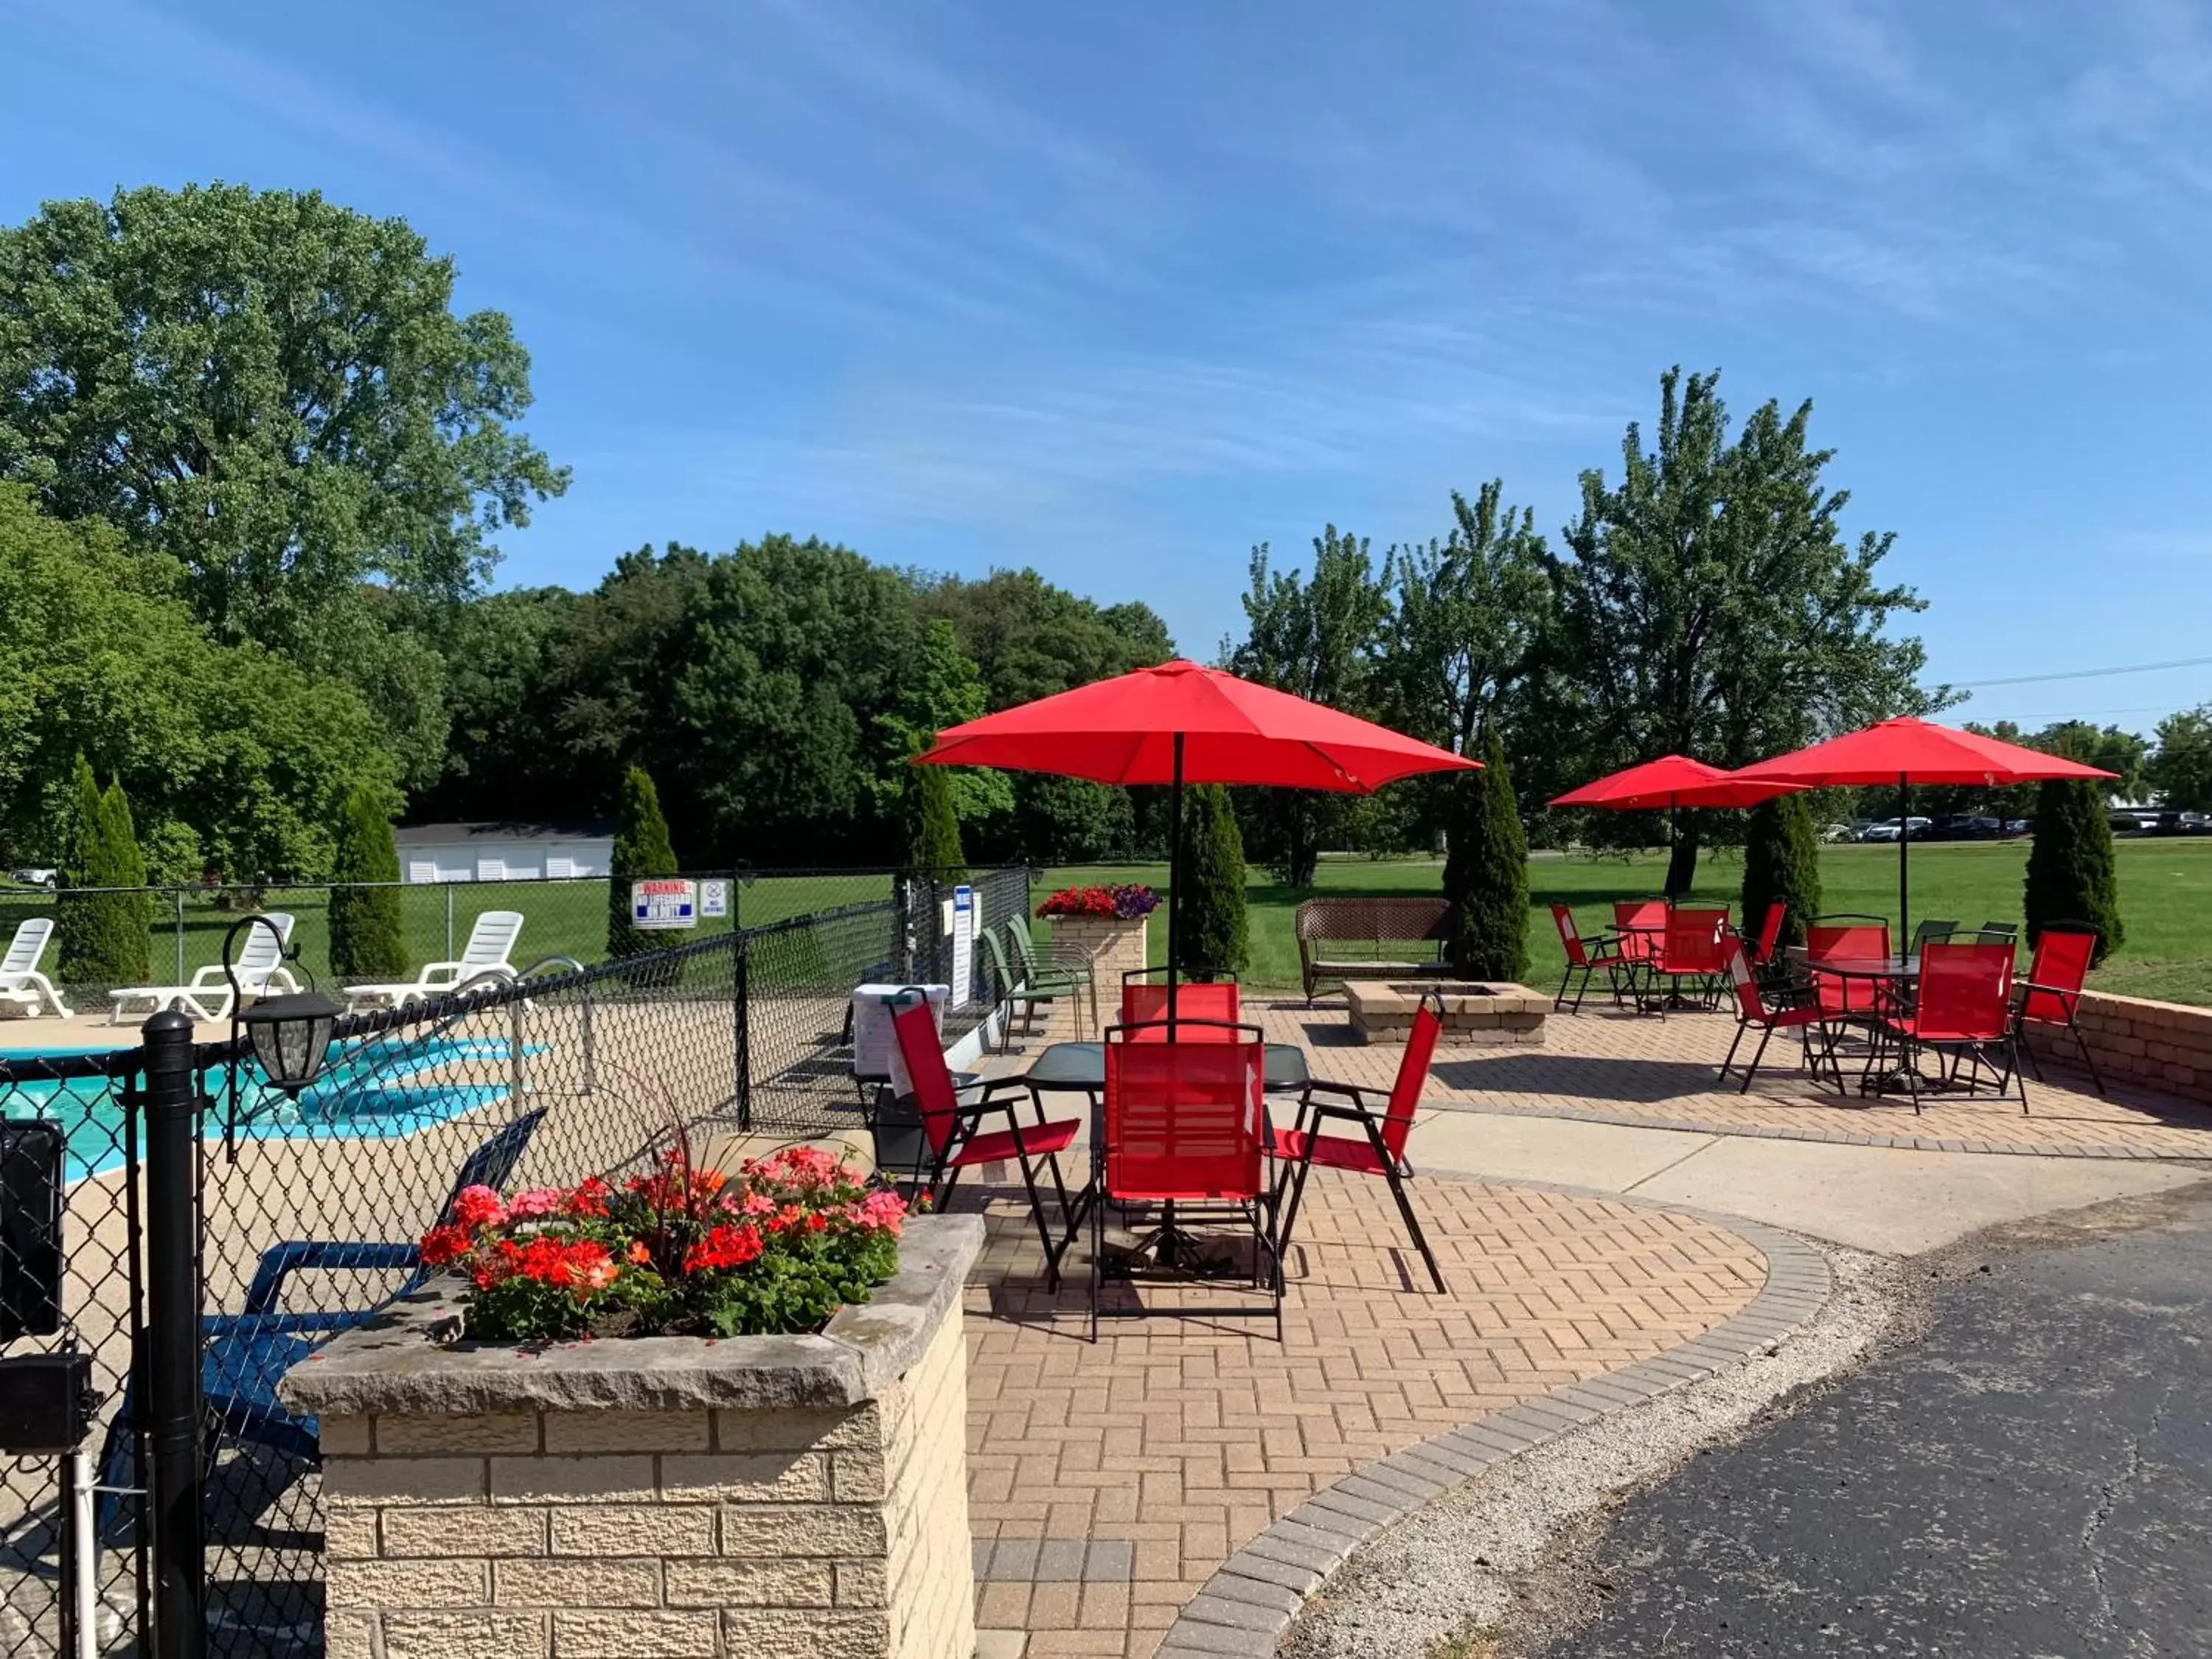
[1039,838,2212,1006]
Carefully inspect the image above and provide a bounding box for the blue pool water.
[2,1033,529,1181]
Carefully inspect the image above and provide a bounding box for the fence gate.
[0,1048,150,1658]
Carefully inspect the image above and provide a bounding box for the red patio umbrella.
[1550,755,1806,897]
[1731,717,2118,942]
[915,659,1477,998]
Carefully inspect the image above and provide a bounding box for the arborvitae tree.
[1444,731,1529,981]
[330,787,408,979]
[2025,778,2123,964]
[57,759,152,986]
[1176,784,1249,978]
[904,755,967,881]
[607,765,679,961]
[1740,793,1823,952]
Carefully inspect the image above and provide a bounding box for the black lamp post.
[222,914,342,1097]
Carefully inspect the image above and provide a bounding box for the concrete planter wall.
[1043,913,1149,995]
[280,1214,984,1659]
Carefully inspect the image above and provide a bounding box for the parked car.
[2154,810,2211,835]
[1929,815,2003,841]
[1859,817,1931,843]
[2004,818,2033,837]
[1820,822,1858,844]
[7,866,56,887]
[2108,808,2160,835]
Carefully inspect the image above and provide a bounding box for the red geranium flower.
[684,1223,764,1273]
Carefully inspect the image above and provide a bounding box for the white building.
[392,821,616,884]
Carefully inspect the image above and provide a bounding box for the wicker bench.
[1295,897,1453,1004]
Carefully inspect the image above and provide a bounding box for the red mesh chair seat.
[952,1119,1082,1170]
[1878,941,2024,1113]
[1274,993,1447,1293]
[2012,925,2103,1096]
[888,990,1091,1287]
[1093,1020,1279,1338]
[1649,907,1731,1009]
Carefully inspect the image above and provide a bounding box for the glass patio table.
[1806,956,1921,1093]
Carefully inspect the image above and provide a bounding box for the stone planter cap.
[278,1212,983,1418]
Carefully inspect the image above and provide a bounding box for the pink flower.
[856,1189,907,1236]
[505,1186,564,1219]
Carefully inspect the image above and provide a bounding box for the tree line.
[0,181,2177,912]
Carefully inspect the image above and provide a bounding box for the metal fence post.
[445,883,456,961]
[173,889,186,985]
[139,1007,204,1659]
[733,934,751,1130]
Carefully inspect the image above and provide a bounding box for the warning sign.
[630,878,698,930]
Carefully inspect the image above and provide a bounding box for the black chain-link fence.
[0,1048,147,1659]
[0,869,1029,1657]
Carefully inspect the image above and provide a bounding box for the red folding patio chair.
[1747,902,1788,975]
[887,989,1091,1288]
[1805,916,1893,1021]
[1548,904,1630,1013]
[2014,924,2103,1096]
[1093,1019,1277,1340]
[1879,939,2024,1114]
[1274,990,1447,1293]
[1717,936,1837,1093]
[1649,906,1731,1009]
[1121,970,1240,1035]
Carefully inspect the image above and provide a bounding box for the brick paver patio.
[1256,998,2212,1160]
[950,990,2212,1654]
[954,1166,1764,1658]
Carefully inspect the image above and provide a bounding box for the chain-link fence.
[0,868,921,1011]
[0,1049,147,1659]
[0,869,1029,1657]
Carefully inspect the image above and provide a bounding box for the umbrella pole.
[1899,771,1910,951]
[1166,732,1184,1024]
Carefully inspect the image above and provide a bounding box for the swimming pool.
[1,1032,533,1182]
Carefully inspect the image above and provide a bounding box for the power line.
[1955,654,2212,689]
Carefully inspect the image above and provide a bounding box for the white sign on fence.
[950,883,975,1004]
[699,879,729,919]
[630,877,698,930]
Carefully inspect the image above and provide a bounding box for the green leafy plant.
[329,786,407,978]
[422,1144,907,1344]
[607,764,678,962]
[1740,793,1822,951]
[905,748,967,880]
[2025,778,2122,964]
[56,758,151,986]
[1444,731,1528,981]
[1177,783,1249,976]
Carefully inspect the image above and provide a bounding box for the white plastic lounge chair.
[344,911,526,1009]
[108,914,299,1024]
[0,918,72,1018]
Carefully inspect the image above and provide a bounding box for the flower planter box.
[1044,913,1148,994]
[280,1214,984,1659]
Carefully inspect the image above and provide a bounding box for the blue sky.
[9,0,2212,734]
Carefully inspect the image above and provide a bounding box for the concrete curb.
[1418,1095,2212,1163]
[1149,1183,1831,1659]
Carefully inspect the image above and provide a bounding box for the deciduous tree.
[0,184,568,776]
[1228,528,1389,886]
[1551,368,1936,894]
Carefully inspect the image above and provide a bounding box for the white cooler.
[851,982,950,1093]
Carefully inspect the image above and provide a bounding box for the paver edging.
[1416,1095,2212,1163]
[1151,1181,1829,1659]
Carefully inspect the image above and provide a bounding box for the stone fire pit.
[1345,980,1547,1046]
